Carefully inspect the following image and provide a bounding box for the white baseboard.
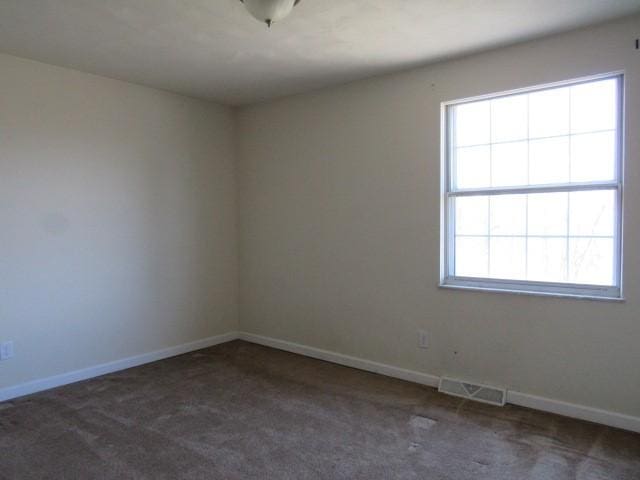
[3,330,638,434]
[238,331,640,433]
[0,331,239,403]
[507,390,640,433]
[238,332,440,388]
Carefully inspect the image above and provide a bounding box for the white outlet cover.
[418,331,429,349]
[0,341,14,360]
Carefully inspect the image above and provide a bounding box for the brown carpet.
[0,340,638,479]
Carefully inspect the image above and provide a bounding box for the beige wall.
[237,15,640,417]
[0,53,238,389]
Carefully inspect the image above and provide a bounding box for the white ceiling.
[1,0,639,105]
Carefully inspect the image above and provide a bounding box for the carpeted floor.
[0,340,638,479]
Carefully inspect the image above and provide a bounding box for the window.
[441,74,623,299]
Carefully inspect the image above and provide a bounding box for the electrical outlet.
[0,341,14,360]
[418,330,429,349]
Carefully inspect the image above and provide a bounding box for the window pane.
[490,195,526,235]
[491,95,527,143]
[570,131,616,182]
[455,145,490,189]
[571,79,617,134]
[490,237,526,280]
[529,136,570,185]
[454,101,490,147]
[529,87,570,138]
[455,196,488,235]
[491,141,528,187]
[569,238,614,285]
[527,238,567,283]
[528,192,568,236]
[569,190,615,237]
[455,237,488,277]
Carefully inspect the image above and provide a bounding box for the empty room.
[1,1,639,478]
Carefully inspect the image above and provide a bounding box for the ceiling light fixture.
[239,0,302,28]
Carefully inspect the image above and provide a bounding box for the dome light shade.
[240,0,301,27]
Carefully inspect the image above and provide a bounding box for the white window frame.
[440,73,624,301]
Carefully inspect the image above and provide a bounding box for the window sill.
[439,282,625,302]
